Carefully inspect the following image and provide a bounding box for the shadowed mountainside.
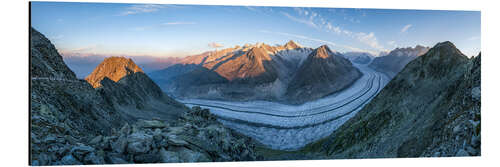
[300,41,480,158]
[286,45,361,103]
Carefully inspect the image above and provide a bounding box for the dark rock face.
[304,41,480,158]
[286,45,362,103]
[31,28,77,79]
[30,27,258,165]
[369,45,430,78]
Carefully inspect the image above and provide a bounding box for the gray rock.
[465,146,479,156]
[137,119,167,129]
[166,135,189,146]
[83,152,105,164]
[432,151,441,157]
[134,153,161,163]
[107,155,128,164]
[59,154,82,165]
[159,148,181,163]
[119,123,131,135]
[471,135,481,147]
[455,149,470,157]
[89,135,103,145]
[452,125,461,134]
[126,132,153,154]
[111,135,128,154]
[178,147,211,162]
[471,86,480,101]
[70,145,95,161]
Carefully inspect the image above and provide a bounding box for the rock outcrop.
[303,41,480,158]
[85,57,143,88]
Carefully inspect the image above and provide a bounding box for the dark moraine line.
[199,74,382,129]
[183,73,377,118]
[185,72,375,114]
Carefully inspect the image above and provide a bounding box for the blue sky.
[31,2,481,57]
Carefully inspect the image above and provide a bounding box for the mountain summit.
[85,57,143,88]
[283,40,302,50]
[286,45,361,103]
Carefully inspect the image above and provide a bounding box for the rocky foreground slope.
[30,27,258,165]
[302,41,480,158]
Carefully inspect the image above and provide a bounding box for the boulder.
[159,148,181,163]
[126,132,153,154]
[70,145,95,161]
[59,154,82,165]
[455,149,470,157]
[137,119,167,129]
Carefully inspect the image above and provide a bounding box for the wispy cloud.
[281,12,318,29]
[468,36,480,41]
[283,8,386,52]
[162,22,196,25]
[355,32,386,51]
[208,42,224,48]
[119,4,167,16]
[401,24,413,33]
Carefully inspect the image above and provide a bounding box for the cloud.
[208,42,224,48]
[281,12,318,28]
[468,36,480,41]
[162,22,196,25]
[387,41,396,47]
[119,4,167,16]
[401,24,413,33]
[355,32,386,51]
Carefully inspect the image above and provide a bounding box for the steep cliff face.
[286,45,361,103]
[304,41,480,158]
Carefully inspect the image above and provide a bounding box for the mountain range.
[369,45,430,78]
[149,40,361,104]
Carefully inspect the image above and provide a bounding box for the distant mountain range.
[369,45,430,78]
[149,40,361,104]
[342,52,375,64]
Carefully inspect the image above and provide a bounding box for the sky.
[31,2,481,57]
